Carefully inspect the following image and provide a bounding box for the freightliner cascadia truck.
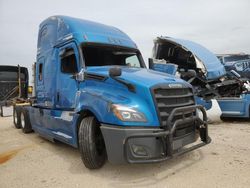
[13,16,210,169]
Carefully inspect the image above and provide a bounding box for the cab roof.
[38,16,137,53]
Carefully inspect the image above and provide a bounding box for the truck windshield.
[81,45,144,68]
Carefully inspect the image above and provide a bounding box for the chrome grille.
[152,85,195,130]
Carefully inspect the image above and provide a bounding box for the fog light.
[132,145,148,156]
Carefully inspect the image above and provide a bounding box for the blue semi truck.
[149,37,250,118]
[13,16,210,169]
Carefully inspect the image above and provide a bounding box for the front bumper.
[101,105,211,164]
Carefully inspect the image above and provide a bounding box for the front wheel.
[78,116,106,169]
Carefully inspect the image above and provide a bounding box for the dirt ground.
[0,108,250,188]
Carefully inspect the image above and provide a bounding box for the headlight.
[111,104,147,122]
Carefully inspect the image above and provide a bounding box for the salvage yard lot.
[0,116,250,188]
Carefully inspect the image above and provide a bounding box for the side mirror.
[75,69,85,81]
[148,58,154,69]
[109,67,122,77]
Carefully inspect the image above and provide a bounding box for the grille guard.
[123,105,211,164]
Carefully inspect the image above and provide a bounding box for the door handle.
[57,92,60,102]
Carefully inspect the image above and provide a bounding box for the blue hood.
[86,66,191,88]
[159,37,226,80]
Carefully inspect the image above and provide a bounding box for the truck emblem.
[168,83,183,88]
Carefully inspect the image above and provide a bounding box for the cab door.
[56,42,80,109]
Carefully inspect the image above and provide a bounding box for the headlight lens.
[111,104,147,122]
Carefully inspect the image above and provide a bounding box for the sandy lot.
[0,111,250,188]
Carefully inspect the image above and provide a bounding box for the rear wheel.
[20,107,33,134]
[13,106,21,129]
[78,116,106,169]
[0,106,3,117]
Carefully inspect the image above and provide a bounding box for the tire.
[20,107,33,134]
[13,106,21,129]
[78,116,106,169]
[220,116,230,121]
[249,105,250,118]
[0,106,3,117]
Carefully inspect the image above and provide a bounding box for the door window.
[61,49,78,74]
[125,55,141,67]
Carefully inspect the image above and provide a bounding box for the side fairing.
[36,49,58,108]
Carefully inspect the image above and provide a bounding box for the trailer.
[0,65,30,117]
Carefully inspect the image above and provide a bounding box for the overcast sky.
[0,0,250,71]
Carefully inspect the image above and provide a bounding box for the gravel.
[0,112,250,188]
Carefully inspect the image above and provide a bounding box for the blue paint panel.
[29,107,79,147]
[75,77,161,126]
[38,15,137,53]
[86,66,187,88]
[217,94,250,118]
[36,49,58,108]
[74,67,191,127]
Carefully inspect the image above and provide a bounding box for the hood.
[86,66,191,89]
[158,37,226,80]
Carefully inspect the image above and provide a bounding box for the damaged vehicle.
[217,54,250,79]
[149,37,250,118]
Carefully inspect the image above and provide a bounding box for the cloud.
[0,0,249,70]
